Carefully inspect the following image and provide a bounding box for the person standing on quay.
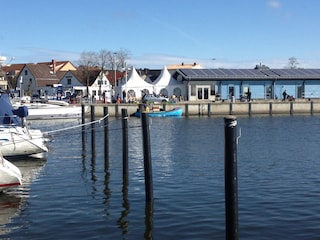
[247,88,251,102]
[283,90,287,101]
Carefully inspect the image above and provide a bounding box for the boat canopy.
[0,93,28,125]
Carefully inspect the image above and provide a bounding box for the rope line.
[44,114,110,135]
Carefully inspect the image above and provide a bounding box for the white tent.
[115,67,154,101]
[152,66,186,98]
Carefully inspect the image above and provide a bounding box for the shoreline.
[83,99,320,117]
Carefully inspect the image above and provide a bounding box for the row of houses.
[2,59,320,103]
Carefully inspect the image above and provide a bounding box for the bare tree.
[78,51,98,96]
[288,57,299,69]
[105,49,131,85]
[96,50,111,100]
[116,48,130,69]
[97,49,110,71]
[78,49,131,88]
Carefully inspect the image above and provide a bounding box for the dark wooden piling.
[104,106,109,170]
[122,109,129,176]
[90,105,95,156]
[224,115,239,240]
[141,112,154,202]
[81,104,86,142]
[115,104,119,118]
[185,103,189,117]
[229,102,233,115]
[139,103,144,113]
[144,201,154,239]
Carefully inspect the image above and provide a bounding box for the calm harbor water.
[1,114,320,239]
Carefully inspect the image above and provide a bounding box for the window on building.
[210,84,216,95]
[25,70,28,75]
[67,78,71,85]
[191,85,196,96]
[229,86,234,98]
[204,87,209,99]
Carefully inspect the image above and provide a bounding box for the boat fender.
[13,106,29,118]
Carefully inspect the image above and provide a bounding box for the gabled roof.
[68,68,102,86]
[2,64,25,76]
[137,68,161,83]
[25,64,60,87]
[38,59,76,72]
[105,70,124,86]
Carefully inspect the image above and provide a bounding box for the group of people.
[282,90,295,101]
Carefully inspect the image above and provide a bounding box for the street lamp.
[98,72,103,102]
[122,67,131,103]
[19,76,23,98]
[113,52,117,87]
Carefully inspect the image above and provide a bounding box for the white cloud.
[268,0,281,9]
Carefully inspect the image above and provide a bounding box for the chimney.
[52,59,57,73]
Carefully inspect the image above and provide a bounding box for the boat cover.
[0,93,27,125]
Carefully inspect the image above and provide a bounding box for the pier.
[83,99,320,117]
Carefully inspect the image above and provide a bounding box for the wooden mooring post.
[104,106,109,170]
[122,109,129,177]
[90,105,95,156]
[141,112,154,202]
[81,104,86,142]
[224,115,239,240]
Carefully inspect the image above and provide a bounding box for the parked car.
[141,94,169,103]
[31,94,48,103]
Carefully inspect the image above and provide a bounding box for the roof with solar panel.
[177,68,320,80]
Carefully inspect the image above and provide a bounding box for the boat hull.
[0,158,22,191]
[24,104,84,120]
[135,107,183,118]
[0,126,48,157]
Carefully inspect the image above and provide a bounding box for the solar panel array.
[178,68,320,79]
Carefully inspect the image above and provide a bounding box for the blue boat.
[134,107,183,118]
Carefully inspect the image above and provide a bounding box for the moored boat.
[26,104,84,120]
[0,155,22,191]
[13,100,85,120]
[0,92,48,157]
[134,107,183,118]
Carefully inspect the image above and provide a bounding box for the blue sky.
[1,0,319,69]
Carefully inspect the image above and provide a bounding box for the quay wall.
[85,101,320,117]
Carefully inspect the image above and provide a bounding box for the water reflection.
[0,156,46,234]
[103,170,111,215]
[0,193,22,235]
[144,201,154,240]
[117,175,130,236]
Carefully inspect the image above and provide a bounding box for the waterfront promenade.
[85,99,320,117]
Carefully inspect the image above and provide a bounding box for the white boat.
[0,125,48,157]
[14,100,85,120]
[27,103,84,120]
[0,155,22,191]
[0,92,48,157]
[0,157,46,227]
